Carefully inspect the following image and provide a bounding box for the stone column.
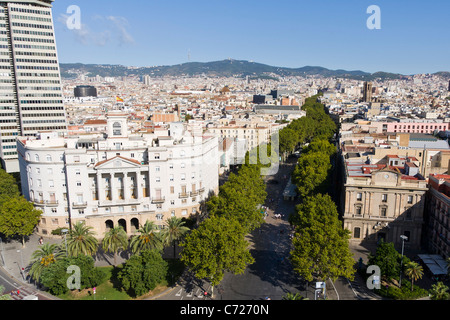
[97,172,105,202]
[137,172,143,199]
[392,193,397,217]
[110,173,116,201]
[363,191,367,215]
[123,172,131,200]
[348,191,352,215]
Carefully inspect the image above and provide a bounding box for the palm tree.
[129,220,163,254]
[102,226,128,266]
[67,222,99,257]
[283,292,305,300]
[404,261,424,291]
[161,217,190,259]
[429,281,449,300]
[29,243,65,282]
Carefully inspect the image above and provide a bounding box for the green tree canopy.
[102,226,128,266]
[66,222,99,257]
[161,216,190,259]
[289,194,355,282]
[129,220,163,254]
[292,152,331,198]
[180,216,254,290]
[303,139,337,157]
[0,168,20,207]
[367,240,411,279]
[40,255,106,296]
[279,127,300,154]
[429,282,449,300]
[29,243,65,282]
[117,249,168,297]
[0,196,42,246]
[207,164,267,233]
[404,261,424,291]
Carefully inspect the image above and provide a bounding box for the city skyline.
[52,0,450,75]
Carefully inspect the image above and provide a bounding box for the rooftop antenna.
[188,49,191,62]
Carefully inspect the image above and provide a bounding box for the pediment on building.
[94,156,142,170]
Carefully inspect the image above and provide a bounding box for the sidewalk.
[0,233,62,285]
[0,233,63,300]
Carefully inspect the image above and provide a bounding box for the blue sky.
[52,0,450,75]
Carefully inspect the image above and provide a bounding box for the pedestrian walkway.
[0,233,61,285]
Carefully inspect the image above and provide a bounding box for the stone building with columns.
[17,113,219,238]
[341,157,428,250]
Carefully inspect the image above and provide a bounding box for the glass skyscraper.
[0,0,66,173]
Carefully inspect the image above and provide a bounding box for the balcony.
[190,190,199,197]
[198,187,205,194]
[34,200,59,207]
[72,201,88,208]
[151,197,165,204]
[179,192,189,199]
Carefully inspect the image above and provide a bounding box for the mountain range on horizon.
[60,59,450,82]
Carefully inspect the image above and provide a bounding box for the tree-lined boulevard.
[1,94,448,301]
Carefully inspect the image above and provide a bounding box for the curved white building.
[17,113,219,238]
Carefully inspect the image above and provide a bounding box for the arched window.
[105,220,114,231]
[130,218,139,233]
[118,219,127,232]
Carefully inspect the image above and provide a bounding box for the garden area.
[25,217,190,300]
[358,240,449,300]
[58,259,185,300]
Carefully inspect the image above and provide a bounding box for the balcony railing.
[34,200,59,207]
[179,192,189,199]
[151,197,165,204]
[72,201,88,208]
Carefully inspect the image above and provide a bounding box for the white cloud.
[57,13,134,47]
[106,16,135,45]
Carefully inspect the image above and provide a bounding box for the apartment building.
[0,0,67,173]
[341,119,450,135]
[17,113,219,238]
[426,174,450,258]
[207,118,286,153]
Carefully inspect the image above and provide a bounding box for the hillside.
[59,59,442,81]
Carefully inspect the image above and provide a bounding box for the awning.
[417,254,448,275]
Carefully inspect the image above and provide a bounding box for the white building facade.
[17,114,219,238]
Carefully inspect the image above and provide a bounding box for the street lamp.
[399,235,408,288]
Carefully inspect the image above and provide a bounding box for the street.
[158,157,315,300]
[0,155,377,301]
